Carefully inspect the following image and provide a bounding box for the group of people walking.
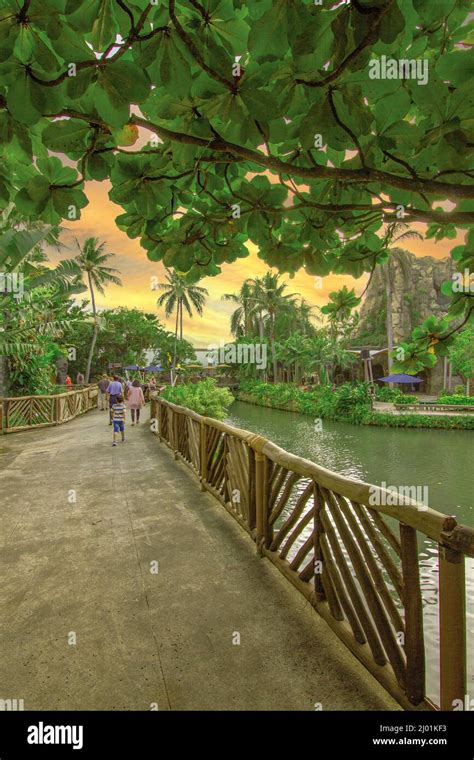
[97,374,157,446]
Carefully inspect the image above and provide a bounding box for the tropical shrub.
[238,381,371,424]
[162,379,234,420]
[366,413,474,431]
[433,395,474,406]
[395,395,419,405]
[440,385,470,397]
[374,386,403,402]
[8,339,65,396]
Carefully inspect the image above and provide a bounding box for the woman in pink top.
[127,380,145,425]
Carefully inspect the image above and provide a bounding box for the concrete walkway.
[0,409,398,711]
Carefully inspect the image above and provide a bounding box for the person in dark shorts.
[111,395,126,446]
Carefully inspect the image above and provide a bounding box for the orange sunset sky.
[46,179,462,348]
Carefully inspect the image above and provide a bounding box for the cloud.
[45,180,465,346]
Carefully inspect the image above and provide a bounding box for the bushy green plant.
[238,381,371,424]
[374,386,403,402]
[367,413,474,430]
[395,395,419,405]
[314,383,371,424]
[433,395,474,405]
[439,386,467,397]
[162,379,234,420]
[8,340,64,396]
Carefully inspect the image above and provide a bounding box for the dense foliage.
[393,394,418,405]
[64,306,188,377]
[238,379,371,424]
[0,215,87,394]
[365,412,474,430]
[162,377,234,419]
[447,326,474,393]
[1,0,472,377]
[237,380,474,428]
[223,272,357,382]
[427,395,473,406]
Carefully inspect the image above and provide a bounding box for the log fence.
[150,394,474,712]
[0,385,98,433]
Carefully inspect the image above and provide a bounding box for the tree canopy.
[0,0,472,372]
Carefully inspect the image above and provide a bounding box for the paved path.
[0,409,398,711]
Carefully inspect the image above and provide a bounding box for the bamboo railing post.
[222,434,229,503]
[439,544,466,710]
[55,395,61,424]
[173,410,180,459]
[255,451,265,550]
[399,523,425,705]
[200,420,207,490]
[313,483,325,603]
[262,457,273,549]
[168,407,177,458]
[248,447,256,533]
[158,402,164,441]
[0,400,4,434]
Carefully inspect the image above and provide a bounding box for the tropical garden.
[0,0,472,427]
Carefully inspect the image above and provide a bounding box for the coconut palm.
[251,272,297,382]
[73,237,122,383]
[156,270,208,378]
[221,279,256,338]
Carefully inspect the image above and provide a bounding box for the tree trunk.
[85,323,99,384]
[1,300,12,396]
[270,335,277,383]
[171,302,179,386]
[384,263,394,385]
[179,297,183,341]
[0,355,9,397]
[85,274,97,383]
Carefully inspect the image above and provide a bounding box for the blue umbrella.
[122,364,142,371]
[379,374,423,383]
[143,364,163,372]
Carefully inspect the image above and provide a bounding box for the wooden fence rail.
[0,385,98,433]
[150,394,474,712]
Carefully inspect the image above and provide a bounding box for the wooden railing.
[0,385,98,433]
[395,402,474,413]
[150,395,474,712]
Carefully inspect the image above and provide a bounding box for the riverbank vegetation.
[236,380,474,430]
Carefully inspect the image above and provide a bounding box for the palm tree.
[277,297,318,337]
[156,270,208,379]
[73,237,122,383]
[380,223,423,374]
[251,272,297,382]
[221,280,256,338]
